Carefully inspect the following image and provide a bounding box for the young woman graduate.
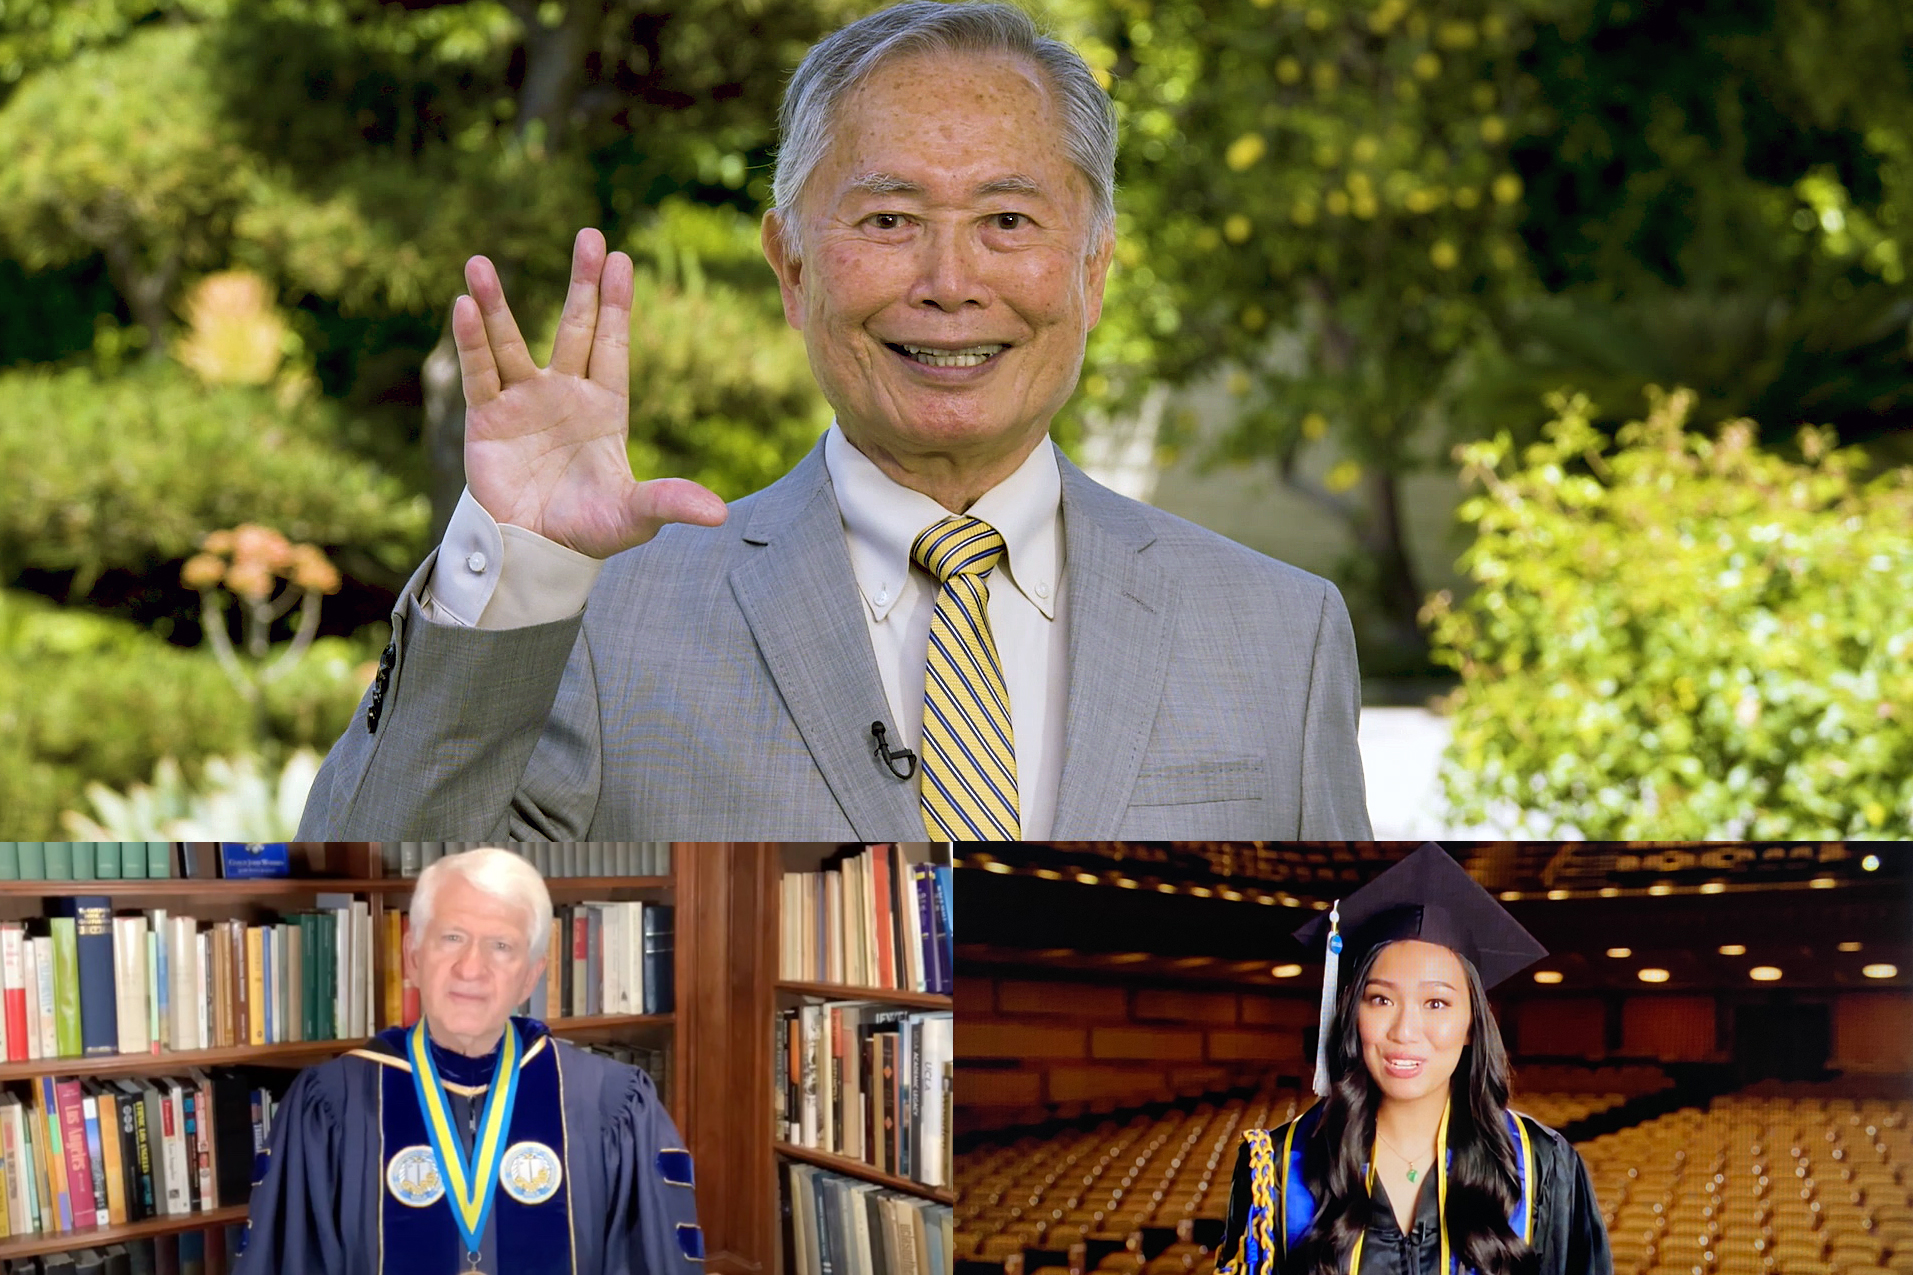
[1215,844,1613,1275]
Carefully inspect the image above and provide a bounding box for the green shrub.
[0,590,374,837]
[1425,387,1913,837]
[620,201,834,502]
[0,360,427,593]
[62,749,324,842]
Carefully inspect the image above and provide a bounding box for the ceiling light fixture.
[1638,968,1670,983]
[1750,966,1782,982]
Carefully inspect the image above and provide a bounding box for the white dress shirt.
[421,424,1070,835]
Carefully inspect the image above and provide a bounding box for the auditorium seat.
[957,1074,1909,1275]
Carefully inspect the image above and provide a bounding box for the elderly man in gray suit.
[298,0,1372,841]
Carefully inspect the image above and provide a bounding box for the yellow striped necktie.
[912,515,1020,839]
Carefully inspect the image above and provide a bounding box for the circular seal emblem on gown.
[387,1146,445,1207]
[499,1141,563,1205]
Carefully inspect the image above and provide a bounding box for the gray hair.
[772,1,1117,244]
[408,847,554,965]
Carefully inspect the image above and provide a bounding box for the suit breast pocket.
[1128,755,1268,806]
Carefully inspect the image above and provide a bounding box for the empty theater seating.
[956,1075,1910,1275]
[1583,1091,1912,1275]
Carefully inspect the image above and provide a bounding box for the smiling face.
[1356,939,1474,1105]
[405,874,546,1054]
[762,50,1113,507]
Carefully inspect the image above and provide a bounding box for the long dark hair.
[1283,941,1538,1275]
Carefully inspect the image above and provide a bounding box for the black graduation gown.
[1217,1113,1613,1275]
[233,1027,702,1275]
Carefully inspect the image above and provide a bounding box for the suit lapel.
[1050,456,1179,836]
[728,446,920,837]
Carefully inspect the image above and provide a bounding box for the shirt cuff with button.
[419,487,605,629]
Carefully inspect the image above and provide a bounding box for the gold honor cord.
[409,1021,524,1262]
[1514,1114,1534,1244]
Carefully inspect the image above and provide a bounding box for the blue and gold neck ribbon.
[409,1019,523,1263]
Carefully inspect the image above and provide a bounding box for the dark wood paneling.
[677,844,780,1275]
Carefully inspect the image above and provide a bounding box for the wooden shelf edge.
[546,1013,674,1033]
[0,1014,673,1081]
[0,1204,246,1260]
[0,1038,362,1082]
[0,876,674,898]
[774,1141,954,1204]
[775,981,952,1010]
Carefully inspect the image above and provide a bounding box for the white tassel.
[1312,899,1342,1098]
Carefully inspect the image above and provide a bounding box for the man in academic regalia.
[235,848,703,1275]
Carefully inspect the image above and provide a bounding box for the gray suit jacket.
[298,442,1371,839]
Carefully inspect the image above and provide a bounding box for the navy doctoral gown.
[234,1018,703,1275]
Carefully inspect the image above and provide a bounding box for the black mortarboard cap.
[1292,843,1548,989]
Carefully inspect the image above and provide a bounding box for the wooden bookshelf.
[777,979,953,1011]
[768,845,954,1275]
[0,843,687,1265]
[0,1012,673,1082]
[0,875,673,899]
[775,1141,957,1204]
[0,1204,248,1261]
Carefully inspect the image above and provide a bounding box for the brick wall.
[955,972,1313,1130]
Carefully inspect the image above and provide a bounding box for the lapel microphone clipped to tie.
[870,721,918,779]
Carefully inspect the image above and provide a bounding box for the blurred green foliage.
[0,589,376,838]
[1476,0,1913,458]
[1425,388,1913,837]
[0,24,251,347]
[63,749,324,841]
[619,200,832,500]
[1044,0,1913,672]
[0,361,427,595]
[1051,0,1565,664]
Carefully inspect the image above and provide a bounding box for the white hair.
[772,1,1118,245]
[408,847,554,965]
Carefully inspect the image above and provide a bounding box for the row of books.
[392,843,673,879]
[0,847,177,883]
[777,1005,952,1188]
[782,1163,953,1275]
[0,1069,273,1239]
[0,1227,241,1275]
[521,903,676,1020]
[0,897,375,1061]
[0,843,675,884]
[780,849,953,994]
